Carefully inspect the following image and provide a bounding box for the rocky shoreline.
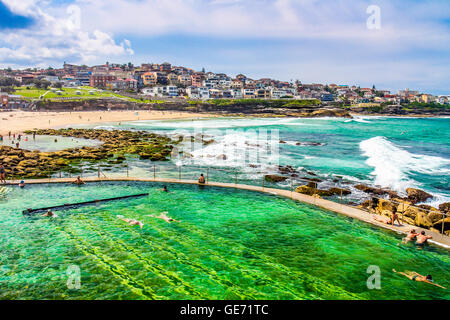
[28,98,450,118]
[265,165,449,235]
[0,128,174,178]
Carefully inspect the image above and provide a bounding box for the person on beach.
[402,229,419,244]
[148,212,179,223]
[117,215,144,229]
[198,174,206,184]
[0,164,6,184]
[392,269,446,289]
[72,176,85,185]
[19,180,25,189]
[416,231,432,247]
[42,210,57,218]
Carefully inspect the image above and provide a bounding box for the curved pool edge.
[5,177,450,249]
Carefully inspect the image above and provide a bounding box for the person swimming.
[148,212,179,223]
[19,180,25,188]
[393,269,446,289]
[72,176,85,185]
[42,210,58,218]
[415,231,432,247]
[402,229,419,244]
[162,186,169,192]
[117,215,144,229]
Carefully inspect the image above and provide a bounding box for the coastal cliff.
[33,99,450,117]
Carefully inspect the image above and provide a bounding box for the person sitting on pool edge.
[198,174,206,184]
[415,231,432,247]
[72,176,85,185]
[392,269,446,289]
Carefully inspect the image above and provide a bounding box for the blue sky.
[0,0,449,94]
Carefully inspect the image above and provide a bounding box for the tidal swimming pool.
[0,181,448,300]
[0,135,102,152]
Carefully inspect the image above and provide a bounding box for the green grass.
[14,86,169,104]
[15,86,118,100]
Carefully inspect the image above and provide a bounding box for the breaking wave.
[360,136,450,195]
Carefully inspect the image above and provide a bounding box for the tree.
[54,82,63,89]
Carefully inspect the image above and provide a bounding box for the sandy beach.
[0,110,217,135]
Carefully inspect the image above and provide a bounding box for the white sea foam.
[344,116,372,123]
[176,130,283,169]
[360,136,450,195]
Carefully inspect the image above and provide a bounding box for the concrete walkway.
[5,176,450,249]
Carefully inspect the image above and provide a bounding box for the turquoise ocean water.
[90,116,450,206]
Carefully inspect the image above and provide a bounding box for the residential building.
[142,72,158,86]
[89,73,117,88]
[191,73,205,87]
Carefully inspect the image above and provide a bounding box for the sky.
[0,0,449,94]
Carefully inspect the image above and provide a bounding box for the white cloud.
[0,0,133,67]
[73,0,450,49]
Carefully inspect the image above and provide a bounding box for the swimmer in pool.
[148,212,179,223]
[117,215,144,229]
[392,269,446,289]
[402,229,419,244]
[415,231,432,247]
[72,176,85,185]
[162,186,169,192]
[42,210,58,218]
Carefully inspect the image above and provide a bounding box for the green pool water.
[0,181,448,300]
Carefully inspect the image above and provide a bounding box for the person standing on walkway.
[0,164,6,184]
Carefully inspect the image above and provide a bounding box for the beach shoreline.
[0,110,218,135]
[2,109,448,137]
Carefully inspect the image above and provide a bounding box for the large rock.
[328,187,351,196]
[406,188,432,204]
[265,175,288,183]
[376,199,396,214]
[295,185,333,197]
[415,211,434,228]
[354,184,398,198]
[438,202,450,213]
[428,210,444,224]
